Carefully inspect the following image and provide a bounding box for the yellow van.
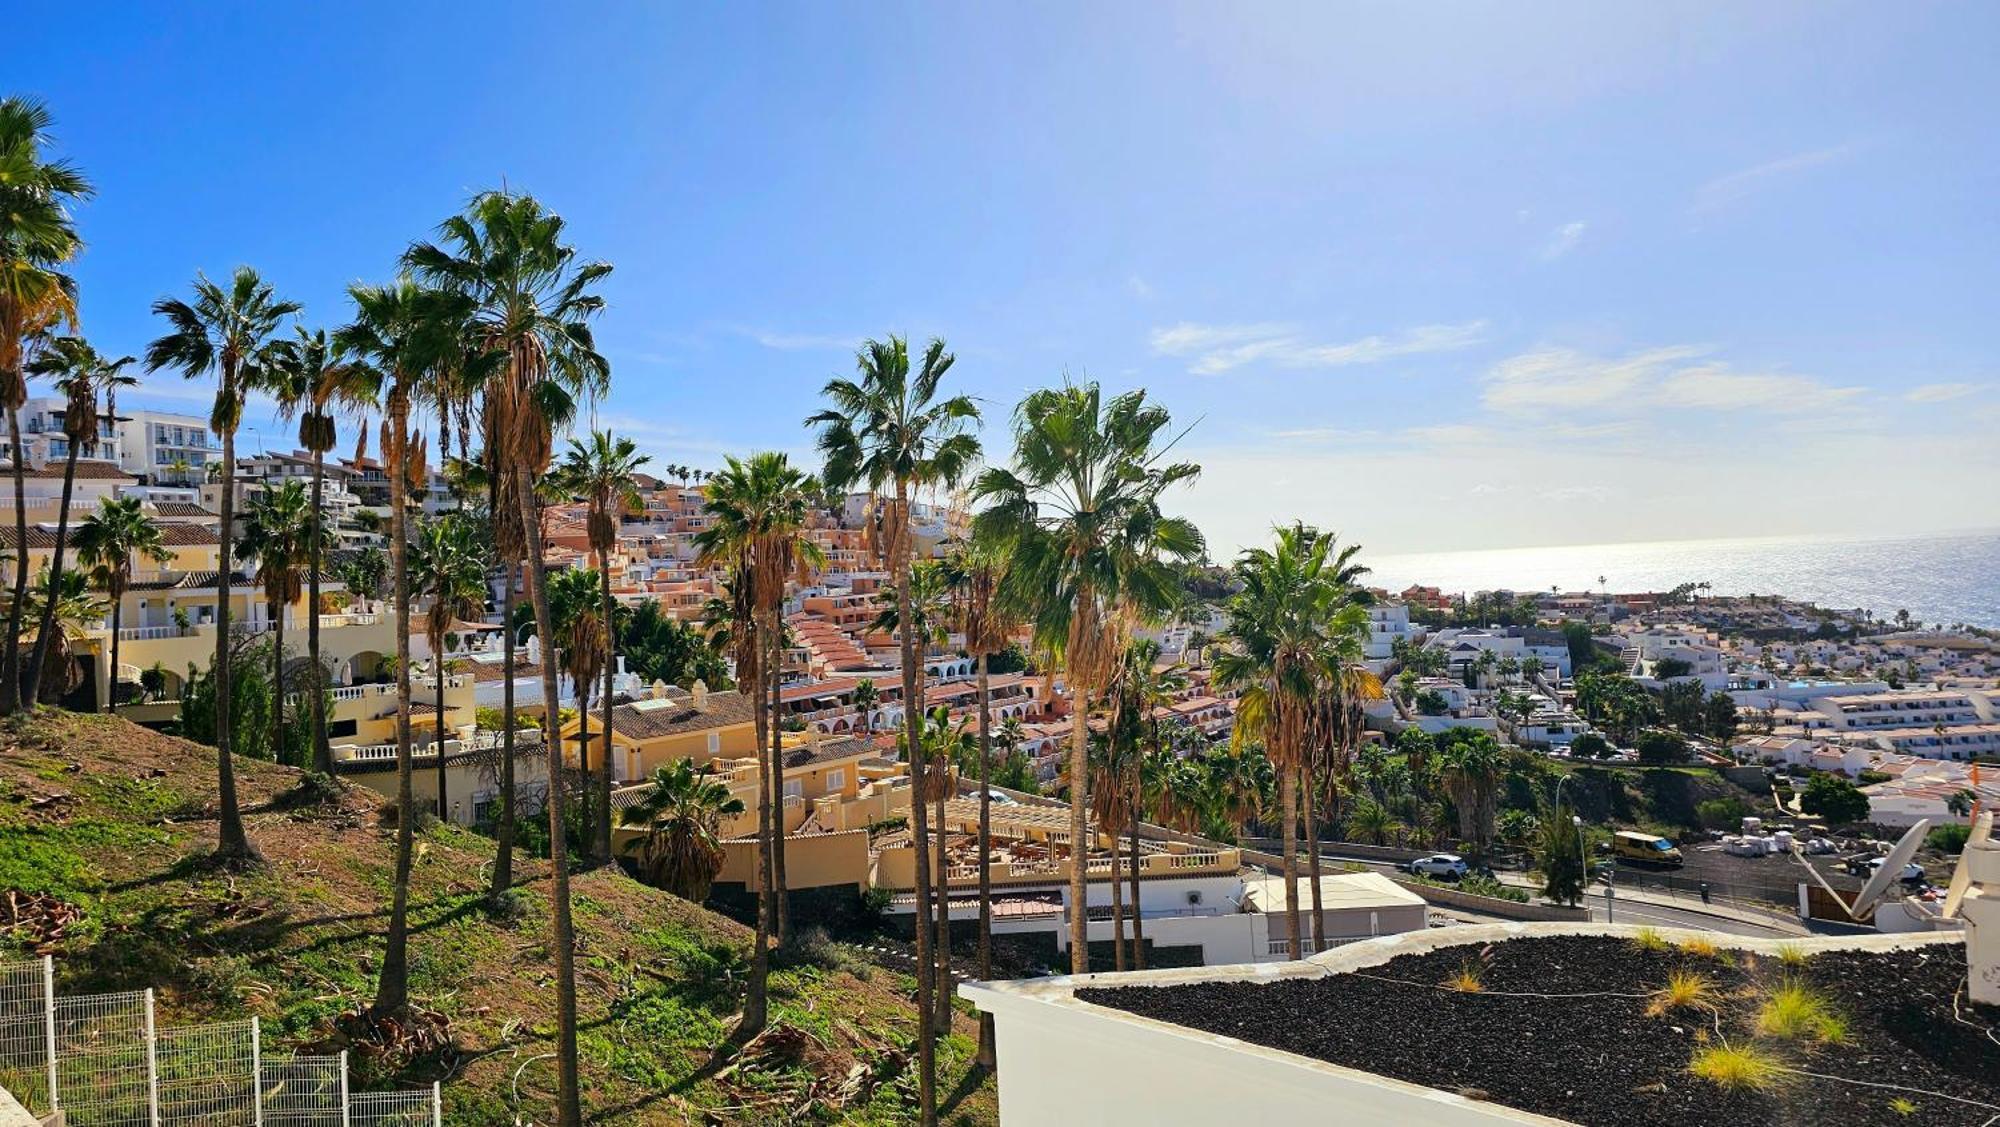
[1612,830,1684,866]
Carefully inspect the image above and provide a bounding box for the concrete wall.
[710,829,871,891]
[1387,877,1590,922]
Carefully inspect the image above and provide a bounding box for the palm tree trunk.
[212,388,253,863]
[1066,687,1091,975]
[1128,781,1146,970]
[742,611,772,1038]
[1279,765,1301,960]
[575,666,591,856]
[23,442,82,706]
[2,407,28,713]
[974,651,996,1070]
[767,620,789,940]
[309,450,330,774]
[515,465,582,1126]
[1108,826,1124,973]
[435,629,449,823]
[933,731,951,1029]
[893,484,936,1127]
[106,590,121,714]
[270,599,284,764]
[1303,765,1325,954]
[598,550,614,866]
[375,398,416,1015]
[490,567,517,896]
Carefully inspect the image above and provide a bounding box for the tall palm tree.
[0,97,92,716]
[850,677,879,735]
[73,496,171,712]
[548,564,607,850]
[553,430,651,863]
[619,759,745,901]
[267,328,378,773]
[406,194,607,1121]
[336,278,461,1019]
[146,267,300,865]
[411,512,489,823]
[871,556,955,1006]
[235,479,315,764]
[973,381,1202,975]
[1211,522,1352,958]
[695,454,824,971]
[943,536,1014,1068]
[807,335,979,1122]
[1107,637,1186,969]
[22,337,134,705]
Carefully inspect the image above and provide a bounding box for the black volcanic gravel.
[1076,936,2000,1127]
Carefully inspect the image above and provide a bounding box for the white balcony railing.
[117,625,183,641]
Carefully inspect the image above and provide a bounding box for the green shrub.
[1926,823,1971,854]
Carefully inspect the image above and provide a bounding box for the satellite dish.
[1790,818,1929,921]
[1939,811,1993,919]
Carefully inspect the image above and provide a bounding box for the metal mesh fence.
[0,957,53,1114]
[51,988,154,1127]
[260,1052,347,1126]
[156,1018,259,1125]
[350,1085,439,1125]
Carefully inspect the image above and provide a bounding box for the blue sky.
[16,2,1999,556]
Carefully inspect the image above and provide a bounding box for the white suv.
[1405,853,1468,879]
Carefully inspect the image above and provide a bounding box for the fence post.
[432,1080,443,1126]
[250,1015,264,1127]
[338,1049,350,1127]
[144,989,160,1127]
[41,956,57,1114]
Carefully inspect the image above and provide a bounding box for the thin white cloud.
[1126,274,1155,299]
[1692,143,1855,214]
[1151,319,1487,375]
[1905,382,1980,404]
[1482,345,1862,417]
[1538,220,1586,261]
[746,329,860,352]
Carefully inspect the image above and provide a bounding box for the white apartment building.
[117,408,216,486]
[18,395,122,466]
[1363,602,1417,667]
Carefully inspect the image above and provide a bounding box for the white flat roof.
[1241,870,1426,914]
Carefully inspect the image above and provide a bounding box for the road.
[1308,847,1800,937]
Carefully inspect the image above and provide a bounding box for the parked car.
[1867,857,1926,883]
[1404,853,1469,879]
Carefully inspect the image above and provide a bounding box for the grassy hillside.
[0,712,995,1125]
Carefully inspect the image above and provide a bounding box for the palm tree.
[406,194,607,1121]
[974,381,1203,975]
[235,479,315,763]
[872,556,956,1004]
[553,430,651,863]
[19,567,105,703]
[73,497,171,712]
[267,328,378,773]
[1211,523,1354,958]
[619,759,746,900]
[694,454,824,971]
[1438,731,1505,854]
[22,337,135,705]
[335,277,462,1020]
[549,564,607,849]
[1348,797,1402,846]
[807,335,980,1121]
[0,97,92,716]
[146,267,300,865]
[851,677,879,734]
[1107,638,1186,969]
[411,513,489,823]
[943,536,1014,1067]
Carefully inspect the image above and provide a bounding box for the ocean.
[1366,528,2000,630]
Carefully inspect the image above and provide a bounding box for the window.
[825,768,845,792]
[706,731,720,754]
[784,779,804,798]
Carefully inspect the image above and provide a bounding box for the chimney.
[651,678,669,700]
[690,679,709,710]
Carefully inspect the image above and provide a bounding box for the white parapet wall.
[960,922,1964,1127]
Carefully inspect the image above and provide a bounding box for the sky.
[15,2,2000,559]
